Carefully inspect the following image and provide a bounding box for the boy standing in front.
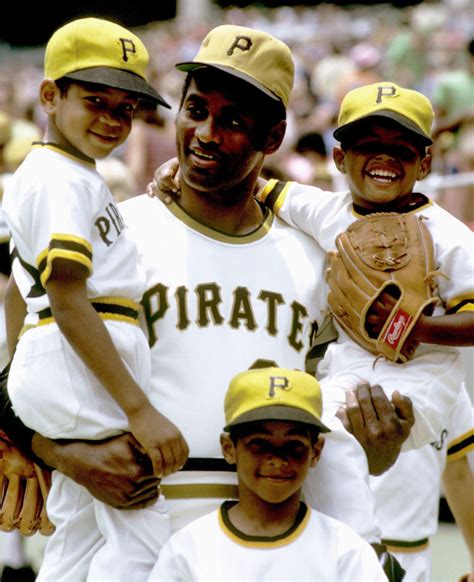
[2,17,188,581]
[149,366,388,581]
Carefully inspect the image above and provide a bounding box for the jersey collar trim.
[218,500,310,548]
[352,193,432,217]
[166,200,274,244]
[32,142,96,168]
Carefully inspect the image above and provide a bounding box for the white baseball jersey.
[3,143,151,439]
[260,180,474,449]
[120,195,381,543]
[369,383,474,581]
[148,502,388,581]
[3,144,165,581]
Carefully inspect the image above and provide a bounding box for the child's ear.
[220,432,237,465]
[417,152,432,181]
[40,79,60,114]
[333,146,346,173]
[310,436,325,468]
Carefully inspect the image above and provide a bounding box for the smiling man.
[1,31,415,582]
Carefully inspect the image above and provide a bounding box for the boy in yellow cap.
[2,17,188,581]
[257,81,473,448]
[256,81,474,579]
[149,366,388,581]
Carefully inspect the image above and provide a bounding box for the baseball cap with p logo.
[334,82,434,145]
[44,17,170,108]
[176,25,294,108]
[224,367,330,432]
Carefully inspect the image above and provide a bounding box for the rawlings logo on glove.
[326,212,440,363]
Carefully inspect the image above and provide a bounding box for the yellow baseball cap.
[224,367,330,432]
[334,82,434,145]
[44,18,170,108]
[176,25,294,108]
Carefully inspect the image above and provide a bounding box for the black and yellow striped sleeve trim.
[258,179,293,214]
[445,296,474,314]
[37,234,93,287]
[447,428,474,462]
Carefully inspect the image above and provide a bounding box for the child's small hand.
[128,404,189,478]
[365,291,397,337]
[367,292,420,358]
[146,157,181,204]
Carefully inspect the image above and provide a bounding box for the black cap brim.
[65,67,171,109]
[334,111,432,146]
[224,405,331,433]
[176,61,281,103]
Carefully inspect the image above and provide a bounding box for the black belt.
[181,458,236,472]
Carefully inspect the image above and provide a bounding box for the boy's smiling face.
[333,119,432,210]
[41,80,138,160]
[222,420,323,505]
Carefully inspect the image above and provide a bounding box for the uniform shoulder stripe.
[37,234,93,286]
[447,428,474,462]
[259,180,293,213]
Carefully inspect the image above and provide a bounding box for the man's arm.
[336,382,415,475]
[32,432,161,510]
[0,376,160,509]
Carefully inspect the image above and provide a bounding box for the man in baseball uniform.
[1,26,413,580]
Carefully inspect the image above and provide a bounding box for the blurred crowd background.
[0,4,472,577]
[0,0,472,228]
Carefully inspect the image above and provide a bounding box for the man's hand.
[146,157,180,203]
[32,432,162,509]
[336,382,415,475]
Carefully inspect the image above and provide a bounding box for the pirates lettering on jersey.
[95,201,126,246]
[142,282,311,351]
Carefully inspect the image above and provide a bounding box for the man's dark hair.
[179,68,286,150]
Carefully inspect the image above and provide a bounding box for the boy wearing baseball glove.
[2,17,188,581]
[258,81,473,450]
[256,82,474,580]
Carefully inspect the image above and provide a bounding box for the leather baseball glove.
[0,429,54,536]
[326,212,440,363]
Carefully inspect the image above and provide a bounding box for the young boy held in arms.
[257,82,474,452]
[2,17,188,581]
